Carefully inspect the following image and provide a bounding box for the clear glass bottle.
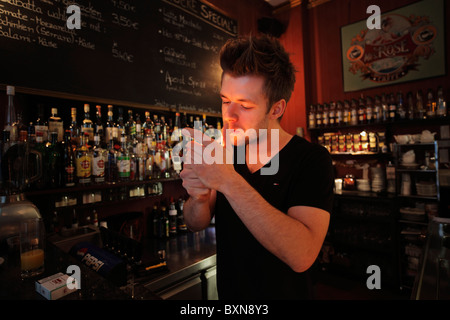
[388,93,397,122]
[416,90,425,119]
[436,86,447,118]
[350,99,358,125]
[343,101,350,126]
[381,93,389,122]
[365,96,373,124]
[105,105,116,144]
[396,92,406,120]
[91,132,106,184]
[81,103,94,141]
[48,107,63,142]
[426,89,436,119]
[322,104,329,127]
[374,95,382,123]
[328,102,336,127]
[335,102,343,127]
[315,104,323,128]
[34,104,48,143]
[3,85,18,142]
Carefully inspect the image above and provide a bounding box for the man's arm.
[214,171,329,273]
[180,164,217,232]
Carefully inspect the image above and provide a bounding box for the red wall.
[272,0,450,140]
[304,0,449,124]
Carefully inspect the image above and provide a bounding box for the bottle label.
[92,155,105,177]
[117,156,130,177]
[49,122,63,141]
[76,156,92,178]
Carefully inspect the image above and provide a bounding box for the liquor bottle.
[308,105,316,129]
[366,96,374,124]
[159,205,169,239]
[426,89,436,119]
[328,102,336,127]
[95,105,104,145]
[202,114,208,133]
[117,133,130,181]
[34,104,48,143]
[388,93,397,122]
[105,105,116,144]
[322,104,329,127]
[48,107,63,142]
[315,104,323,128]
[116,107,125,138]
[171,112,183,145]
[126,109,136,141]
[406,92,415,120]
[135,112,142,141]
[81,103,94,141]
[151,205,160,238]
[105,131,118,184]
[47,132,62,188]
[386,161,396,193]
[76,132,92,185]
[436,86,447,117]
[350,99,358,125]
[153,114,161,142]
[381,93,389,122]
[374,96,382,123]
[343,101,350,126]
[69,107,80,147]
[143,111,154,134]
[3,85,18,142]
[177,198,187,232]
[357,96,366,125]
[416,90,426,119]
[91,132,106,184]
[63,130,76,187]
[396,92,406,120]
[169,200,178,236]
[336,102,343,127]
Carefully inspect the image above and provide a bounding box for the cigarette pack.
[35,272,77,300]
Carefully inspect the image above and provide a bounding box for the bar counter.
[0,226,217,300]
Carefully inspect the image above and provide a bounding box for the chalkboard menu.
[0,0,238,114]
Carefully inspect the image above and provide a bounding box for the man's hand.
[181,128,237,193]
[180,163,211,202]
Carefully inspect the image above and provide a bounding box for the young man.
[180,35,334,299]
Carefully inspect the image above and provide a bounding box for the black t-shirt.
[214,135,334,300]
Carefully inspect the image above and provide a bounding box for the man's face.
[220,73,270,146]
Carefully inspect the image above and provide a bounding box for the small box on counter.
[35,272,77,300]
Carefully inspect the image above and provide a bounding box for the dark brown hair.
[219,34,296,112]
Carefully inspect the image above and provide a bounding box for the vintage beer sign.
[341,0,445,92]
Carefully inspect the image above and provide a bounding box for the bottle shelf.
[25,177,181,196]
[308,117,449,133]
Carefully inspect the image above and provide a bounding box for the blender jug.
[0,131,43,251]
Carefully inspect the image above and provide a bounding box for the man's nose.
[222,102,239,122]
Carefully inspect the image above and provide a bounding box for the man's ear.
[269,99,287,120]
